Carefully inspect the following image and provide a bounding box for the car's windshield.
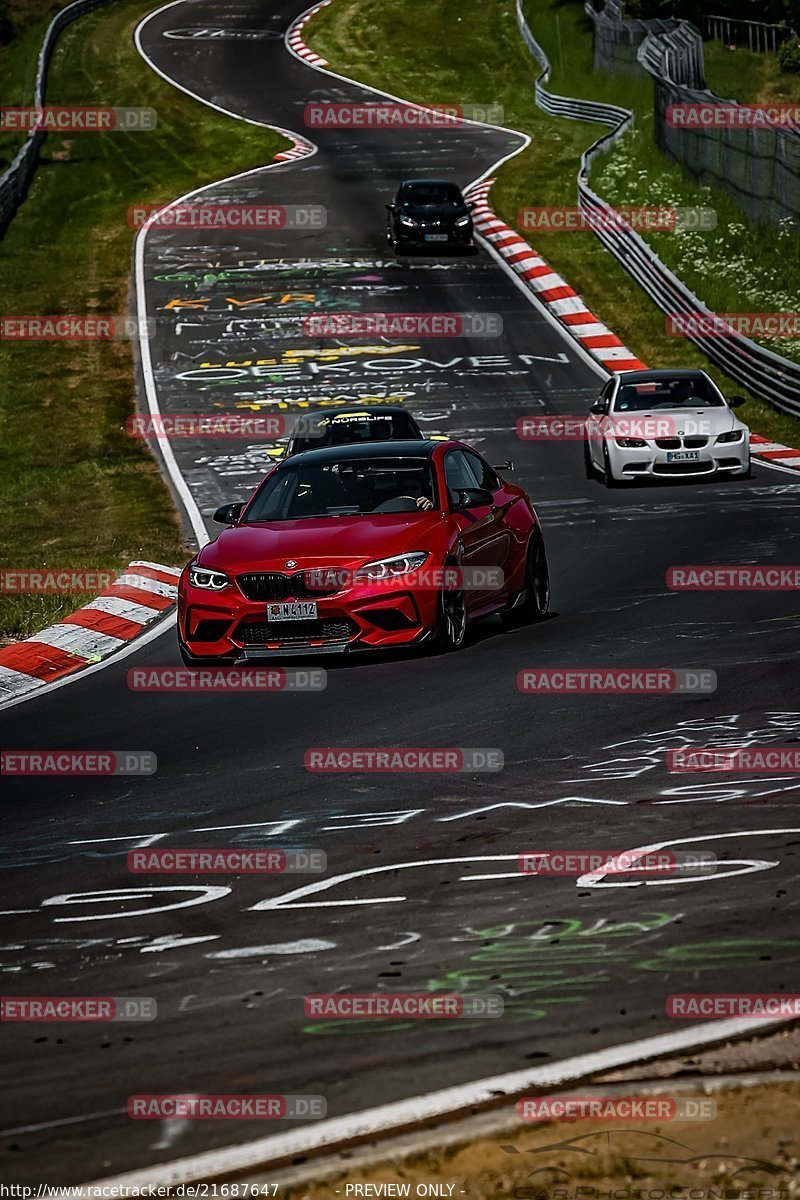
[244,457,437,521]
[613,377,724,411]
[290,411,420,454]
[401,182,463,208]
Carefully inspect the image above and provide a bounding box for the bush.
[778,37,800,73]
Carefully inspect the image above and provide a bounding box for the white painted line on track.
[45,4,798,1187]
[0,5,328,714]
[133,0,321,552]
[87,1013,797,1188]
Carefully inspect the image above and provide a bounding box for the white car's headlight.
[715,430,744,444]
[354,552,429,582]
[399,214,418,228]
[188,565,231,591]
[616,437,648,448]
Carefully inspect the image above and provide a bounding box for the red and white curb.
[465,179,800,470]
[286,0,331,67]
[750,432,800,473]
[464,179,646,374]
[286,1,798,476]
[274,132,316,162]
[0,562,180,704]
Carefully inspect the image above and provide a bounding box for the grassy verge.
[703,38,800,105]
[0,0,288,639]
[306,0,800,449]
[0,1,76,168]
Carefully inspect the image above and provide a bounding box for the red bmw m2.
[177,440,549,663]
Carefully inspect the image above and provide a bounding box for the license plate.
[267,601,317,621]
[424,233,449,242]
[666,450,700,462]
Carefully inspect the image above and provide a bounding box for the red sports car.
[177,440,549,663]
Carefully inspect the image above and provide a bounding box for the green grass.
[704,39,800,105]
[306,0,800,450]
[0,0,288,639]
[0,0,78,167]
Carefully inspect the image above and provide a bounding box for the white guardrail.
[516,0,800,417]
[0,0,113,234]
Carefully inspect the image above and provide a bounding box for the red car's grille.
[235,618,356,645]
[237,571,341,601]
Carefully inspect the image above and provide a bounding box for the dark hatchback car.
[386,179,474,252]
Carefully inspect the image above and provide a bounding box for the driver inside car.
[406,473,433,510]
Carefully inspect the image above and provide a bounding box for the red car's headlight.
[354,552,430,582]
[188,565,231,591]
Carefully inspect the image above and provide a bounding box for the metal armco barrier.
[634,22,800,227]
[587,1,800,226]
[585,0,688,78]
[0,0,114,236]
[703,14,796,54]
[515,0,800,417]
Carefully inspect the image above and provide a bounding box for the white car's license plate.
[666,450,700,462]
[267,601,317,621]
[424,233,448,242]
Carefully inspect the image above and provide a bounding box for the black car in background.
[285,405,428,456]
[386,179,474,252]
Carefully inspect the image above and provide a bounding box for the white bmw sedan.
[584,369,750,487]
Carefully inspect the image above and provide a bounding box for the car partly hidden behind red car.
[177,439,550,663]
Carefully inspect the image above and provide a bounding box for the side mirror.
[385,202,396,211]
[589,401,605,415]
[492,460,514,472]
[213,502,244,525]
[728,395,746,409]
[455,487,494,510]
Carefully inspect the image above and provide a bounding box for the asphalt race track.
[2,0,800,1184]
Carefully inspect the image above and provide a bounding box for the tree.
[0,0,14,44]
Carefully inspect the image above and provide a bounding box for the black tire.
[603,443,621,489]
[432,572,467,651]
[508,535,550,624]
[583,437,596,480]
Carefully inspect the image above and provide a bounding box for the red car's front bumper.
[178,575,440,659]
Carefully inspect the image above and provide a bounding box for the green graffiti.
[303,913,679,1036]
[636,939,800,971]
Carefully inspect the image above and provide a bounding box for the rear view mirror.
[213,502,244,525]
[454,487,494,510]
[728,395,746,409]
